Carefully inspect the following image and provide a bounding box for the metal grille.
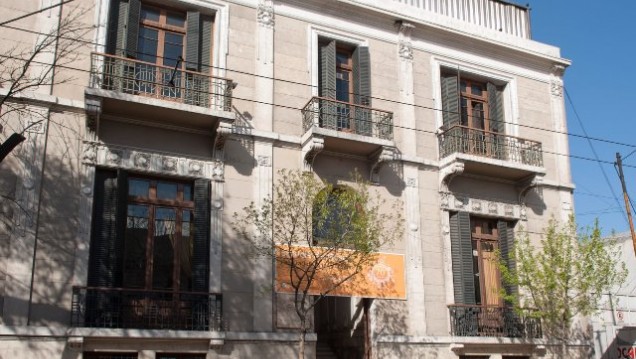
[71,286,223,331]
[89,52,233,112]
[438,125,543,166]
[448,305,542,338]
[302,97,394,140]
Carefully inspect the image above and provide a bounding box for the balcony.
[85,52,235,132]
[438,125,544,182]
[301,97,396,173]
[448,305,542,338]
[71,286,223,331]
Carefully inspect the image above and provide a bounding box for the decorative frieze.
[440,191,523,220]
[257,3,274,28]
[398,41,413,61]
[82,141,223,181]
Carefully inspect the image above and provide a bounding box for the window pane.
[336,69,350,102]
[460,81,467,93]
[180,210,193,291]
[157,181,178,200]
[163,32,184,67]
[129,179,150,197]
[124,205,149,288]
[336,52,349,67]
[141,5,160,22]
[183,184,192,201]
[471,84,483,96]
[153,208,176,290]
[166,11,186,27]
[472,240,481,305]
[137,26,158,63]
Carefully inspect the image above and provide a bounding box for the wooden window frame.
[139,4,187,68]
[335,45,354,131]
[460,78,490,131]
[125,176,195,293]
[470,216,502,307]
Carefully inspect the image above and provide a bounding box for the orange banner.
[275,245,406,300]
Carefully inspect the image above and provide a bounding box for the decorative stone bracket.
[439,161,465,192]
[214,120,233,160]
[369,146,397,184]
[84,96,102,139]
[301,135,324,171]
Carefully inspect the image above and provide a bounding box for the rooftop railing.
[449,304,542,338]
[89,52,233,112]
[302,97,394,141]
[438,125,543,167]
[71,286,223,331]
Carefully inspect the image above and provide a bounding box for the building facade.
[0,0,579,358]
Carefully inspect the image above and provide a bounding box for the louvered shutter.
[441,73,460,129]
[498,220,517,300]
[186,12,201,71]
[319,40,337,130]
[488,82,505,160]
[192,179,211,292]
[125,0,141,58]
[88,169,125,288]
[353,46,372,136]
[449,211,475,304]
[106,0,127,56]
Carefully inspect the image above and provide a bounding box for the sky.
[527,1,636,235]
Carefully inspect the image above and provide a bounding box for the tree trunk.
[298,319,306,359]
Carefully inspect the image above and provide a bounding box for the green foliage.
[233,169,403,358]
[498,216,627,342]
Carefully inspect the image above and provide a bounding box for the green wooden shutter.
[353,46,372,136]
[200,15,213,72]
[449,211,476,304]
[126,0,141,58]
[106,0,127,55]
[186,12,201,71]
[498,220,517,299]
[319,40,337,130]
[192,179,211,292]
[114,170,128,288]
[441,73,460,129]
[88,169,126,288]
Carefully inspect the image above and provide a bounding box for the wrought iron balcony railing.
[89,52,233,112]
[438,125,543,167]
[71,286,223,331]
[302,97,394,141]
[449,304,542,338]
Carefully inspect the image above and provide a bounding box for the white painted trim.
[309,26,369,96]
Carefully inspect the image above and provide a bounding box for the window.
[440,71,506,159]
[449,212,514,306]
[105,0,214,105]
[312,187,365,248]
[318,39,372,136]
[88,170,210,292]
[123,177,194,292]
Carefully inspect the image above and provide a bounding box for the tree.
[233,169,403,359]
[499,217,627,356]
[0,4,90,162]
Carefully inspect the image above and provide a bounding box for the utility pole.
[616,152,636,257]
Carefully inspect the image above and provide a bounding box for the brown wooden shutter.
[192,179,211,292]
[449,211,475,304]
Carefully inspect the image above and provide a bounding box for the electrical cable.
[0,0,74,27]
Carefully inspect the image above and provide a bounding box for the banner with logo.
[274,245,406,299]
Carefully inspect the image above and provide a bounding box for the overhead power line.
[0,0,74,27]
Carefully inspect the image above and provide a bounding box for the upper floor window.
[106,0,214,73]
[441,71,505,134]
[318,39,372,135]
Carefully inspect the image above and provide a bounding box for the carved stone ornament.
[398,41,413,61]
[108,150,122,165]
[406,177,417,188]
[134,153,150,169]
[550,79,563,97]
[82,142,98,164]
[212,161,224,181]
[472,200,482,212]
[504,204,514,216]
[257,155,272,167]
[257,4,274,27]
[189,161,203,175]
[488,201,498,214]
[162,156,177,172]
